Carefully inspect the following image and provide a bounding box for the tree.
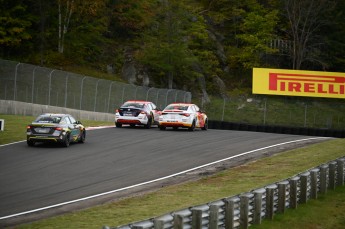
[234,5,279,69]
[138,0,198,89]
[57,0,105,54]
[284,0,336,70]
[0,0,32,56]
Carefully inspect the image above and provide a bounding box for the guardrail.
[103,157,345,229]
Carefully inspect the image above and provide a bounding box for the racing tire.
[159,125,166,130]
[62,134,70,147]
[79,131,86,143]
[130,124,136,128]
[27,140,35,147]
[145,117,152,129]
[188,120,196,131]
[115,122,122,128]
[201,119,208,131]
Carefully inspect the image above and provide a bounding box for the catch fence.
[0,60,192,113]
[104,157,345,229]
[1,59,345,130]
[202,95,345,130]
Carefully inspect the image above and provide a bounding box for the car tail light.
[180,113,190,117]
[26,125,31,129]
[115,109,119,113]
[140,111,146,114]
[55,127,63,131]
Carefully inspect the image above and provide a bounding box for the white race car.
[115,100,161,128]
[159,103,208,131]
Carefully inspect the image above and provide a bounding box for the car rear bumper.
[115,116,148,125]
[159,121,192,128]
[27,135,63,143]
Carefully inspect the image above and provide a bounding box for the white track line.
[0,136,329,220]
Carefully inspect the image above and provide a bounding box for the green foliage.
[235,9,279,68]
[1,0,345,95]
[0,0,32,47]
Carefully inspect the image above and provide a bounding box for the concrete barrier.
[0,100,114,122]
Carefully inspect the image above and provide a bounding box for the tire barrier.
[208,120,345,138]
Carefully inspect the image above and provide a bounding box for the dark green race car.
[26,113,86,147]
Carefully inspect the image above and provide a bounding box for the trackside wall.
[0,100,114,122]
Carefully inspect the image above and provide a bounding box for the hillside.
[2,0,345,99]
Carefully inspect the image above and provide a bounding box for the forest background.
[1,0,345,102]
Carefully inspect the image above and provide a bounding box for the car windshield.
[35,116,62,124]
[165,105,189,111]
[122,103,145,109]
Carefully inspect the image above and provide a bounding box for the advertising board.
[253,68,345,99]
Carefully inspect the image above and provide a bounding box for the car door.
[66,116,80,141]
[194,105,205,128]
[150,103,161,124]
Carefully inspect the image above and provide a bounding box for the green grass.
[1,115,344,229]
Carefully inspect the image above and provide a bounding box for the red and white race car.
[158,103,208,131]
[115,100,161,128]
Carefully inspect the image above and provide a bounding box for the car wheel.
[130,124,136,128]
[27,140,35,147]
[173,127,178,130]
[159,125,166,130]
[115,122,122,128]
[62,134,70,147]
[79,131,86,143]
[201,119,208,130]
[145,117,152,129]
[188,120,196,131]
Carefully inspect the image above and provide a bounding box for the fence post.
[265,184,277,220]
[173,214,184,229]
[48,69,56,106]
[154,220,164,229]
[192,208,202,229]
[300,172,310,204]
[319,165,328,194]
[277,181,289,214]
[337,159,344,186]
[329,162,337,190]
[13,63,21,101]
[253,188,265,224]
[289,177,299,209]
[221,98,225,122]
[224,197,239,229]
[209,205,219,229]
[310,169,319,199]
[80,76,86,110]
[94,79,101,112]
[154,214,173,229]
[240,193,252,229]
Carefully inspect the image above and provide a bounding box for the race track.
[0,126,327,224]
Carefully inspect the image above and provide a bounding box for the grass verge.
[1,115,344,229]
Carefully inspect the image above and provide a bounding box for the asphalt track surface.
[0,126,329,226]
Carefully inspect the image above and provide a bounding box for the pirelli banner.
[253,68,345,99]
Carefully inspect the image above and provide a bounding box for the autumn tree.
[284,0,336,70]
[57,0,106,54]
